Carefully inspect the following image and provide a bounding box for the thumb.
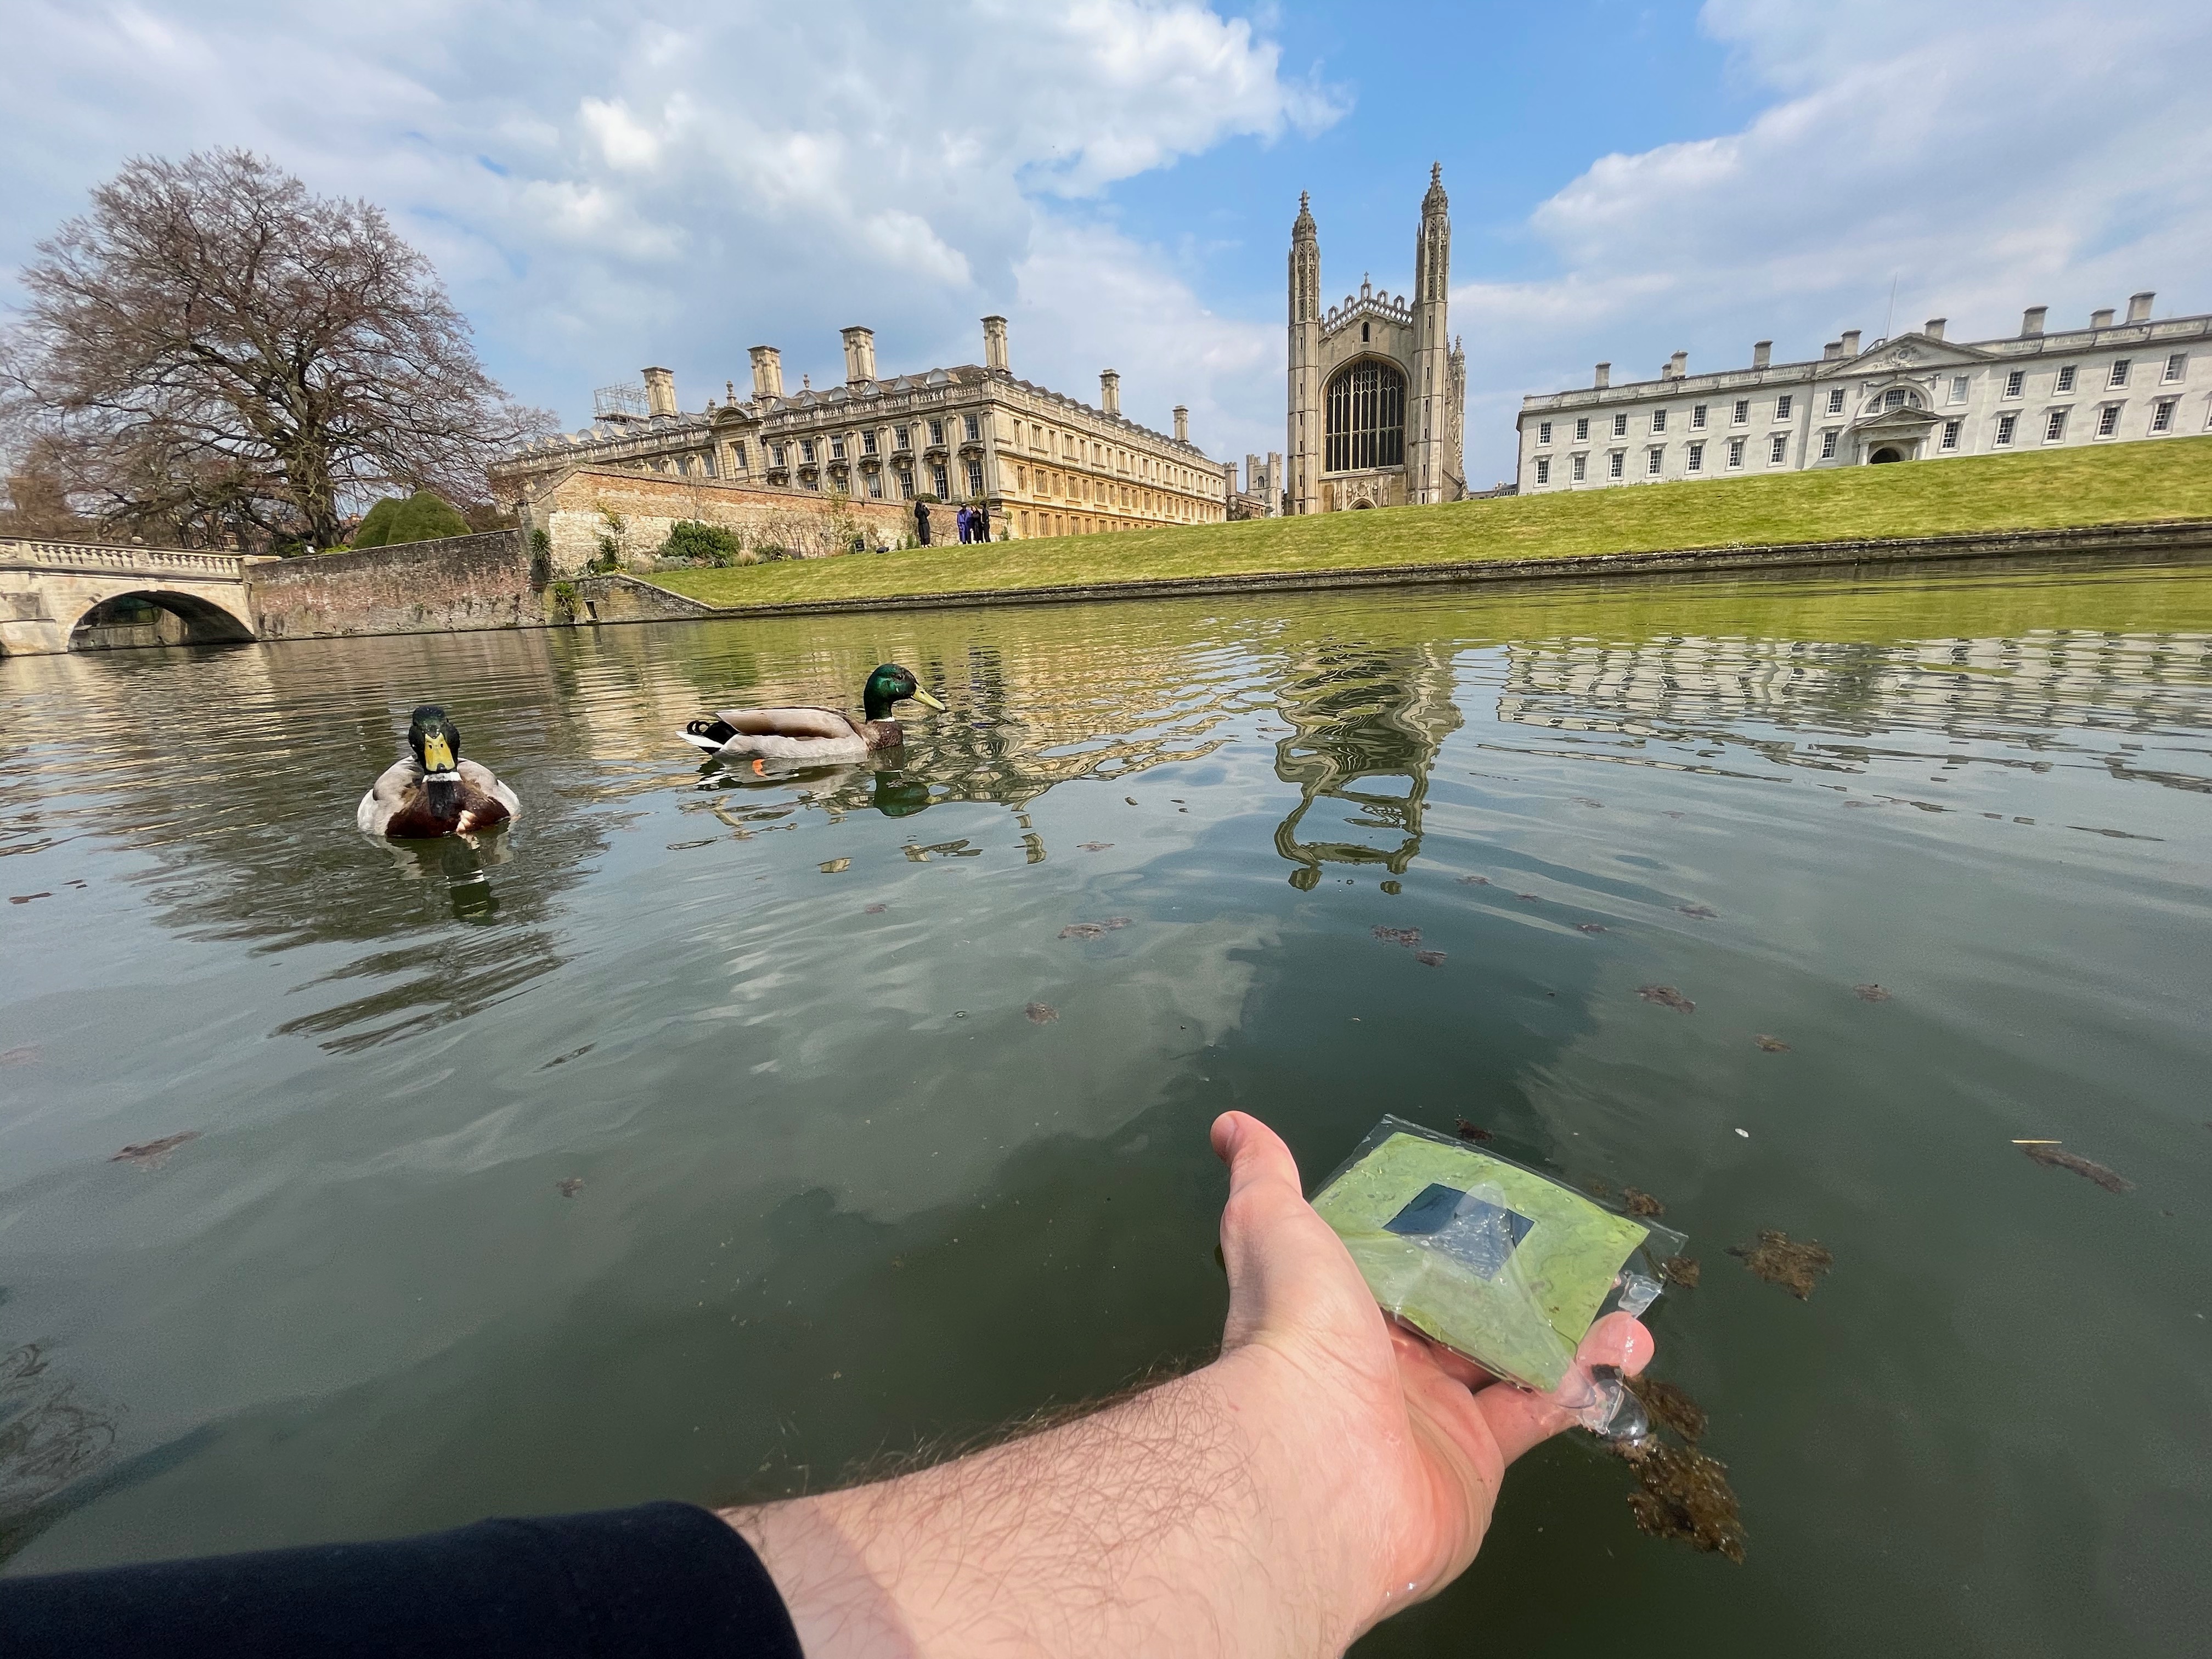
[1211,1112,1370,1354]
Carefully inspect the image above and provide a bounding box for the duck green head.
[408,704,462,776]
[862,664,945,723]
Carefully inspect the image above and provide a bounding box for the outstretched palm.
[1209,1111,1652,1637]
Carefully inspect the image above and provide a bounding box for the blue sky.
[5,2,2208,484]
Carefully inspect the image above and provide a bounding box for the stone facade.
[0,538,262,656]
[1286,167,1467,515]
[1517,292,2212,492]
[492,318,1228,546]
[524,467,916,577]
[247,531,544,641]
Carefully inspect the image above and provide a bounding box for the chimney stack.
[748,346,784,400]
[839,326,877,384]
[1666,350,1688,379]
[1924,318,1946,341]
[1822,341,1842,361]
[2021,306,2047,337]
[1594,362,1611,389]
[2090,308,2115,330]
[1173,405,1189,444]
[981,315,1010,374]
[642,366,677,417]
[1839,330,1861,357]
[1751,341,1772,370]
[1100,370,1121,416]
[2127,291,2155,324]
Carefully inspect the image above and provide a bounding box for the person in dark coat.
[915,499,932,546]
[975,501,992,543]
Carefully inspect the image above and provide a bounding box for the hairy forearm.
[721,1347,1374,1659]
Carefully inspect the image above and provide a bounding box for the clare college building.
[1516,291,2210,493]
[493,317,1228,552]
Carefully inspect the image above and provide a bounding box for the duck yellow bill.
[422,733,456,771]
[911,689,946,711]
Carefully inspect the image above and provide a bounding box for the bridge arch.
[67,588,258,651]
[1,541,261,656]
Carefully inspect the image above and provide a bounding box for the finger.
[1209,1111,1304,1203]
[1472,1313,1655,1466]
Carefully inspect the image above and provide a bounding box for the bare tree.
[0,149,553,550]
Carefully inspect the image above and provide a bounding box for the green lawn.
[653,435,2212,610]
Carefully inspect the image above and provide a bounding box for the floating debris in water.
[1661,811,1685,820]
[1024,1002,1059,1025]
[1585,1178,1612,1198]
[1576,922,1608,934]
[1623,1442,1745,1562]
[1077,842,1114,852]
[1059,917,1132,940]
[1658,1255,1701,1289]
[1516,893,1541,902]
[1734,1128,1749,1138]
[819,858,852,874]
[1638,985,1695,1013]
[1,1045,41,1066]
[110,1131,200,1169]
[543,1045,594,1069]
[1125,797,1138,805]
[556,1177,584,1198]
[1754,1035,1791,1053]
[1572,797,1604,808]
[10,893,53,905]
[1381,881,1402,895]
[864,903,888,914]
[1372,926,1422,947]
[1728,1230,1833,1299]
[2020,1142,2133,1194]
[1458,875,1491,886]
[1453,1119,1494,1143]
[1627,1374,1708,1442]
[665,838,719,850]
[1678,904,1717,919]
[0,1342,119,1520]
[1414,949,1446,967]
[1853,983,1891,1002]
[1623,1187,1665,1218]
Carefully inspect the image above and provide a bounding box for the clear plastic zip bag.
[1310,1116,1687,1438]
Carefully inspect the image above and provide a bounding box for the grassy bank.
[653,434,2212,610]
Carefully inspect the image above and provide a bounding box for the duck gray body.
[680,664,943,765]
[357,704,521,839]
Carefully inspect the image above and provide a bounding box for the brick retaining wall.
[247,531,544,641]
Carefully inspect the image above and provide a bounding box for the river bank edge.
[639,516,2212,625]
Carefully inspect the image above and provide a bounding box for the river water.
[3,555,2209,1655]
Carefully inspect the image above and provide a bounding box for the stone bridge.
[0,538,265,655]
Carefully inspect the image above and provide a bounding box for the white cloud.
[1454,0,2212,481]
[0,0,1341,462]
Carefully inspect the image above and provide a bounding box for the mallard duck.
[680,663,945,764]
[357,704,521,839]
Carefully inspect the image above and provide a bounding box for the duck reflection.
[1270,645,1462,888]
[381,833,511,922]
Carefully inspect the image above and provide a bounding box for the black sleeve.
[0,1500,802,1659]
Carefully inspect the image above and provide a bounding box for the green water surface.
[3,554,2210,1656]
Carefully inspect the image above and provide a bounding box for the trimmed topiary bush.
[661,520,743,566]
[385,489,472,545]
[351,496,402,548]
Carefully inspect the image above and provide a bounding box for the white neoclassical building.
[1515,292,2210,493]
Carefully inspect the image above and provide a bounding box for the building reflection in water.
[1491,626,2212,794]
[1268,642,1463,888]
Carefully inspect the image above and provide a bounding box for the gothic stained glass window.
[1324,360,1406,472]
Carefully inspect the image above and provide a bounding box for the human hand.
[727,1111,1652,1658]
[1206,1110,1654,1641]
